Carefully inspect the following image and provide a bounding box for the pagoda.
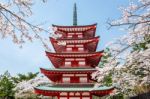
[34,3,114,99]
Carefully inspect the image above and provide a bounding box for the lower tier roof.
[34,85,114,96]
[35,85,114,92]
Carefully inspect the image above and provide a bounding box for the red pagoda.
[34,3,114,99]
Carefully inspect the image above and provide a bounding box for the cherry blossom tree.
[14,75,50,98]
[92,0,150,97]
[0,0,54,49]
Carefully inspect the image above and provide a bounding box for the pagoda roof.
[40,68,96,74]
[40,68,96,82]
[50,36,99,44]
[50,37,99,53]
[52,23,97,28]
[46,51,103,58]
[35,85,114,92]
[46,51,103,68]
[34,85,114,96]
[52,24,97,38]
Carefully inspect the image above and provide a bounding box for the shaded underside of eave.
[50,36,100,41]
[52,23,97,28]
[40,68,96,72]
[45,51,103,57]
[34,86,114,92]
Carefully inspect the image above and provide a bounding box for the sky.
[0,0,129,76]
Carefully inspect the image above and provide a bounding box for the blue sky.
[0,0,129,76]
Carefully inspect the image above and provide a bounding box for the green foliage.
[0,71,15,99]
[12,72,39,83]
[133,35,150,51]
[99,48,112,67]
[109,93,124,99]
[0,71,39,98]
[98,48,113,86]
[103,73,112,86]
[133,42,148,51]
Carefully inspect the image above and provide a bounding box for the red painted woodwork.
[50,36,99,53]
[70,76,79,83]
[45,51,103,68]
[52,24,97,39]
[34,23,114,99]
[35,88,114,97]
[40,68,96,74]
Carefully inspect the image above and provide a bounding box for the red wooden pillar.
[67,92,69,99]
[80,92,82,99]
[57,94,59,99]
[90,93,92,99]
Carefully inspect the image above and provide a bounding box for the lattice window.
[75,92,80,96]
[68,35,72,38]
[65,61,71,66]
[69,92,74,96]
[66,47,72,51]
[62,77,70,83]
[78,47,84,51]
[80,77,88,83]
[60,92,68,96]
[82,92,90,96]
[70,97,80,99]
[79,61,85,65]
[59,97,67,99]
[82,97,90,99]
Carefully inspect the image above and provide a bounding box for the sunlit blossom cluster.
[14,75,50,98]
[92,0,150,96]
[0,0,55,50]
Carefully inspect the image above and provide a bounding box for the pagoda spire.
[73,3,77,26]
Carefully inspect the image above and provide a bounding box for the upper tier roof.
[52,23,97,29]
[52,24,97,38]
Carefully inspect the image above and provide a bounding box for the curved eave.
[34,87,59,96]
[52,23,97,28]
[50,36,100,43]
[40,68,96,74]
[45,51,103,58]
[52,24,97,37]
[45,51,103,68]
[34,86,114,96]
